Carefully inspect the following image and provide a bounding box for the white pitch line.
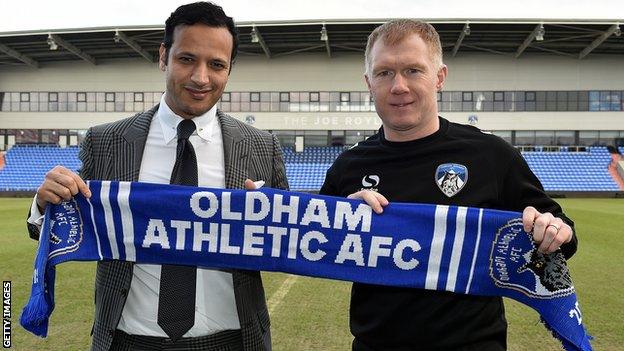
[267,274,299,314]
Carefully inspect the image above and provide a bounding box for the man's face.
[365,34,447,141]
[159,24,233,118]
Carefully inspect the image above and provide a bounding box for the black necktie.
[157,119,198,341]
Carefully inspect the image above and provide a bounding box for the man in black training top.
[319,19,578,351]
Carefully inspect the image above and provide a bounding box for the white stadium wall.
[1,53,623,131]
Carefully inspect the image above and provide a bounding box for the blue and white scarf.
[21,181,592,350]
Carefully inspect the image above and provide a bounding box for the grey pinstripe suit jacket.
[28,105,289,351]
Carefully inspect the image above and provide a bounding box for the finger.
[522,206,539,232]
[363,191,387,214]
[348,191,380,212]
[376,193,389,207]
[347,190,366,200]
[244,179,256,190]
[532,213,554,244]
[37,188,63,205]
[538,222,559,253]
[46,169,79,195]
[544,221,570,253]
[66,171,90,198]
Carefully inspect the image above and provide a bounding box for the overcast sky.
[1,0,623,33]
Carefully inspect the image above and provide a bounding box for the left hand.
[244,179,264,190]
[522,206,573,254]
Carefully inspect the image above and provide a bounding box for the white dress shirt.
[28,95,241,337]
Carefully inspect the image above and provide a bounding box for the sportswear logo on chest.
[435,163,468,197]
[360,174,380,192]
[361,175,380,188]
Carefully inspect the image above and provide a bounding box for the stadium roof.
[1,20,623,68]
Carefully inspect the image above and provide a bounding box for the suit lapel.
[115,105,158,181]
[218,110,251,189]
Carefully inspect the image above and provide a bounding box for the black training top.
[320,117,577,351]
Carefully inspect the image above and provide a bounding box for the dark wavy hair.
[162,2,239,66]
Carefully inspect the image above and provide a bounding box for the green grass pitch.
[1,198,622,350]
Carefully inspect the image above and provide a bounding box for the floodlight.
[47,34,58,51]
[320,24,328,42]
[536,24,545,41]
[251,26,259,43]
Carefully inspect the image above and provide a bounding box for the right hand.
[347,190,389,214]
[36,166,91,212]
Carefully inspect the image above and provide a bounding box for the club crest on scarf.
[435,163,468,197]
[48,199,84,259]
[489,218,574,299]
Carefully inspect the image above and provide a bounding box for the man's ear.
[158,44,167,72]
[364,73,372,93]
[436,64,448,91]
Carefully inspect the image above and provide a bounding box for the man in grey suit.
[27,2,288,350]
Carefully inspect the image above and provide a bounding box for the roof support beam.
[579,24,620,59]
[273,44,324,58]
[530,46,576,58]
[452,22,470,57]
[515,24,543,58]
[324,39,331,57]
[0,43,38,68]
[331,44,364,53]
[50,34,97,65]
[251,26,271,58]
[463,44,509,56]
[320,25,331,57]
[114,30,155,63]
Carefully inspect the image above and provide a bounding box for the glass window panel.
[555,131,574,145]
[589,91,600,111]
[105,92,115,102]
[462,92,473,101]
[340,92,350,102]
[58,92,68,112]
[20,92,30,102]
[87,92,96,112]
[77,92,87,102]
[610,91,621,111]
[240,92,250,102]
[280,92,290,102]
[304,130,328,146]
[579,131,599,146]
[310,92,319,102]
[134,92,144,102]
[535,131,554,145]
[231,92,241,102]
[515,131,535,145]
[600,131,618,145]
[494,91,504,101]
[491,131,512,144]
[221,92,231,102]
[96,92,105,111]
[525,91,536,101]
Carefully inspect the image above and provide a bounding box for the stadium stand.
[522,147,620,191]
[283,146,344,191]
[0,145,80,191]
[0,145,622,192]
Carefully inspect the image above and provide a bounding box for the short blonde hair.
[365,19,443,75]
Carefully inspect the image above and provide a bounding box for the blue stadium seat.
[521,147,619,191]
[1,145,619,192]
[0,145,81,191]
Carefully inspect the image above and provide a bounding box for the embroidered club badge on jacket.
[435,163,468,197]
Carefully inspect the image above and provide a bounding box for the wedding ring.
[547,224,560,232]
